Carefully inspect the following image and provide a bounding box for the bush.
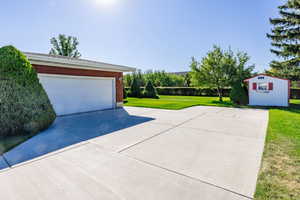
[128,77,142,97]
[143,80,159,98]
[0,46,56,138]
[230,81,248,105]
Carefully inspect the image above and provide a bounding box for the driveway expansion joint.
[9,142,89,170]
[2,155,11,167]
[125,155,253,200]
[117,112,208,153]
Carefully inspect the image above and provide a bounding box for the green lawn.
[125,96,300,200]
[254,101,300,200]
[125,95,234,109]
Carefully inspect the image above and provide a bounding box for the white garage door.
[38,74,115,116]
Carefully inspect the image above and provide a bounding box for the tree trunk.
[217,87,223,102]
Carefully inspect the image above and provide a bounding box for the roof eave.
[24,53,136,72]
[243,73,290,82]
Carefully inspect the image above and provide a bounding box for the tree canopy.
[267,0,300,80]
[124,70,186,88]
[190,46,254,102]
[49,34,81,58]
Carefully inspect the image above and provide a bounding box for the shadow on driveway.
[1,108,154,169]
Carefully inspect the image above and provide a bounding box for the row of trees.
[124,70,191,88]
[127,79,158,99]
[125,45,254,104]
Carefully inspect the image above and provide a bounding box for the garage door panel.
[38,75,115,116]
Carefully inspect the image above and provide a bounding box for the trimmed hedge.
[291,88,300,99]
[127,87,231,97]
[155,87,231,97]
[0,46,56,138]
[125,87,300,99]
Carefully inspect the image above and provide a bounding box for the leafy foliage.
[229,52,255,84]
[49,34,81,58]
[0,46,56,137]
[143,80,159,98]
[230,81,248,105]
[267,0,300,80]
[190,46,254,102]
[124,70,186,88]
[183,73,191,87]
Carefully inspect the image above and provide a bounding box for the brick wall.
[33,65,123,103]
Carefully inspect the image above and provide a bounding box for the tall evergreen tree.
[267,0,300,80]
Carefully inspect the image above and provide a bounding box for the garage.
[25,52,135,116]
[38,74,116,115]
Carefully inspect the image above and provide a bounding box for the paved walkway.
[0,106,268,200]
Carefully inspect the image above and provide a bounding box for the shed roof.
[244,74,289,82]
[24,52,136,72]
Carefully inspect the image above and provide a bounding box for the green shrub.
[128,76,142,97]
[143,80,159,98]
[230,81,248,105]
[0,46,56,138]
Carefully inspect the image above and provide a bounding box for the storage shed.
[244,74,290,107]
[25,52,135,116]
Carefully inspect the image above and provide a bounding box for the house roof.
[244,74,290,82]
[24,52,136,72]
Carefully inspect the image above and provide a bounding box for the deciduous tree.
[49,34,81,58]
[190,46,234,101]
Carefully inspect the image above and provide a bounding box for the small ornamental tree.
[143,80,159,98]
[230,81,248,105]
[129,76,142,97]
[0,46,56,138]
[190,46,235,102]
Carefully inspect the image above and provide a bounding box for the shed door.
[38,74,115,116]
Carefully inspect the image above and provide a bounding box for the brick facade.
[33,65,123,103]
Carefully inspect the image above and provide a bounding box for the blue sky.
[1,0,281,72]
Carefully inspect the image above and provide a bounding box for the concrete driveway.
[0,106,268,200]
